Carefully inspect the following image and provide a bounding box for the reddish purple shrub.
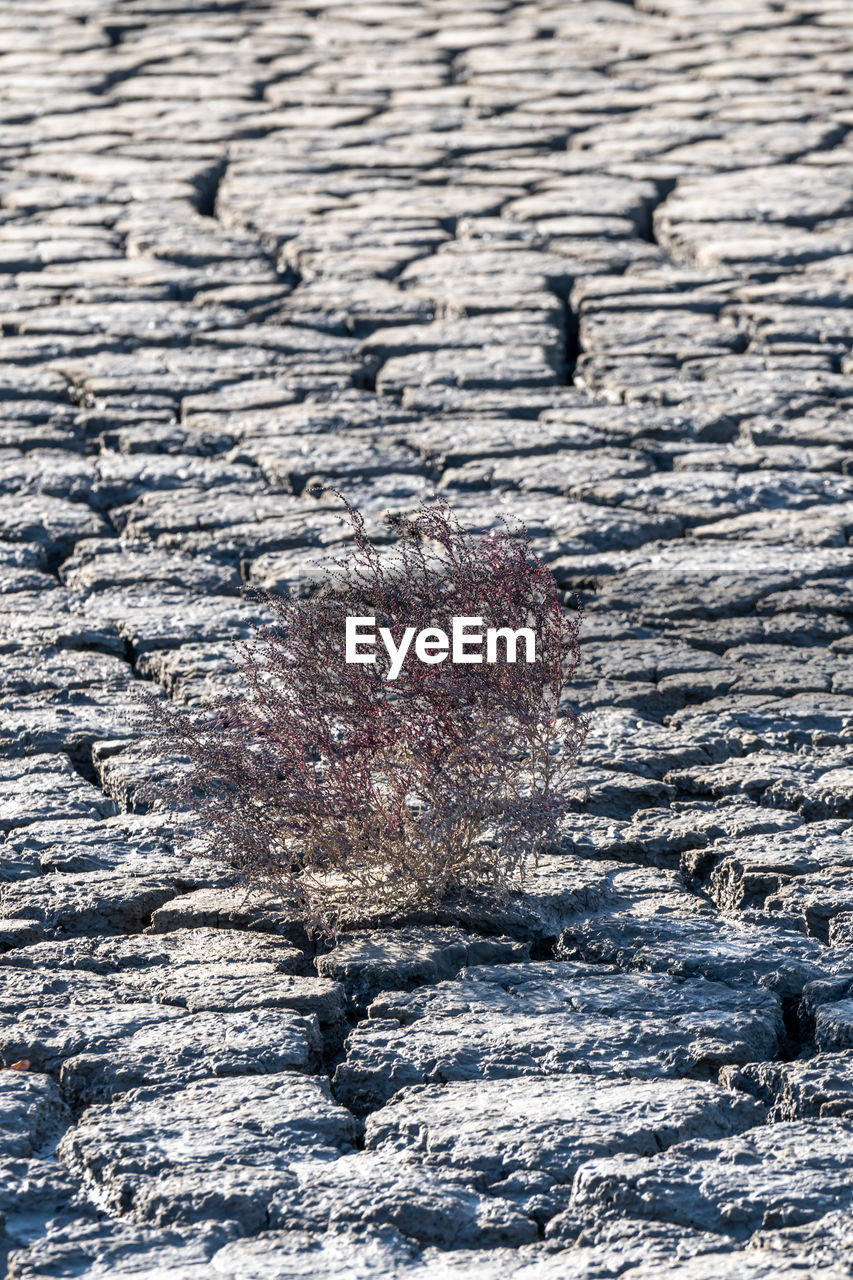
[144,500,586,931]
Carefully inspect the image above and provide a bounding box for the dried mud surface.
[1,0,853,1276]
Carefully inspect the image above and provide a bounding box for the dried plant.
[143,499,587,932]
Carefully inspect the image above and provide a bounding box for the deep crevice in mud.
[102,23,145,46]
[66,747,103,789]
[780,995,813,1062]
[641,178,677,245]
[194,159,228,220]
[563,296,580,385]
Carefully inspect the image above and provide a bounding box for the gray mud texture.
[2,0,853,1276]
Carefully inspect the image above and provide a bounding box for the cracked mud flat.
[1,0,853,1275]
